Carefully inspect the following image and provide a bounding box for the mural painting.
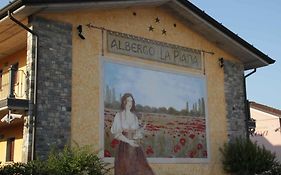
[101,59,208,166]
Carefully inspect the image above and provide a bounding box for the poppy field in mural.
[104,108,207,158]
[102,59,208,160]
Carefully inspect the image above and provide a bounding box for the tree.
[105,85,110,103]
[112,87,116,103]
[186,101,189,114]
[201,97,205,115]
[158,107,168,114]
[168,107,177,115]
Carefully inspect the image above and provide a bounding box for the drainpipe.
[8,11,38,161]
[244,68,256,138]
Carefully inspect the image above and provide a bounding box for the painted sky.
[103,60,205,111]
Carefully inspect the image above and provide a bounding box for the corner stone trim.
[30,16,72,159]
[223,60,247,141]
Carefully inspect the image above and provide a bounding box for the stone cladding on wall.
[29,16,72,159]
[223,60,247,141]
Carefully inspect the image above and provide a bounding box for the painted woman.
[111,93,154,175]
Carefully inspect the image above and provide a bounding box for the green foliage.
[220,137,278,175]
[0,162,27,175]
[0,146,110,175]
[46,146,110,175]
[256,162,281,175]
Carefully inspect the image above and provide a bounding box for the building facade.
[250,102,281,162]
[0,0,275,174]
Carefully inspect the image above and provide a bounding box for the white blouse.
[111,111,139,136]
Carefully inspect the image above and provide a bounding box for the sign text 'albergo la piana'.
[107,31,202,70]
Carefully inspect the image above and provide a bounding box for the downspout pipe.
[8,11,38,161]
[244,68,256,138]
[245,68,257,78]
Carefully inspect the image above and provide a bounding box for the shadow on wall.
[250,134,281,163]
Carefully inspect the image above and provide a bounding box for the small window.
[6,137,15,162]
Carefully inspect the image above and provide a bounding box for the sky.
[0,0,280,109]
[189,0,281,109]
[103,60,205,110]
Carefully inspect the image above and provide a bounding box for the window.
[6,137,15,162]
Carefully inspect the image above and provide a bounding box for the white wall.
[250,108,281,162]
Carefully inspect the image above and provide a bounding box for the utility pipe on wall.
[8,11,38,161]
[244,68,257,138]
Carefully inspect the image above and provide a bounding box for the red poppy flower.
[203,150,208,157]
[146,146,154,155]
[189,134,195,139]
[173,144,181,153]
[179,138,186,146]
[188,150,196,158]
[197,143,203,150]
[110,139,120,148]
[104,150,111,157]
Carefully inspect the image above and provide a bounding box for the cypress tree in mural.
[193,103,198,114]
[108,88,112,103]
[112,87,116,103]
[201,97,205,115]
[198,98,203,116]
[105,85,120,109]
[105,85,110,103]
[186,101,189,114]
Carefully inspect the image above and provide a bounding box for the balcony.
[0,65,29,111]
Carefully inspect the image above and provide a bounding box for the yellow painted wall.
[40,6,243,175]
[0,49,27,100]
[0,124,23,165]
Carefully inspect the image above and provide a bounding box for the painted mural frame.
[99,56,210,163]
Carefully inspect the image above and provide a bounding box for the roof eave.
[0,0,276,69]
[176,0,275,68]
[250,101,281,117]
[0,0,24,19]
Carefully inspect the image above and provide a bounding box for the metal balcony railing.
[0,66,27,101]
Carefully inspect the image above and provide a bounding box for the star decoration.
[162,29,167,35]
[148,25,154,32]
[155,17,160,23]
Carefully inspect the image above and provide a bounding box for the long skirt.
[114,141,155,175]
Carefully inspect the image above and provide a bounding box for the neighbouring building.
[250,102,281,162]
[0,1,275,174]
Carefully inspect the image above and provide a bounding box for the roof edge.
[177,0,275,66]
[0,0,277,66]
[0,0,24,19]
[250,101,281,117]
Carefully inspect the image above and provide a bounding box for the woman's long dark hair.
[120,93,136,112]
